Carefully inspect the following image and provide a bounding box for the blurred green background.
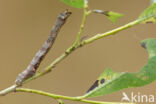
[0,0,156,104]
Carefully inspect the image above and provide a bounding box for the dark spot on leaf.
[100,78,105,84]
[141,42,146,49]
[86,80,99,93]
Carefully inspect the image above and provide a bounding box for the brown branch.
[14,10,71,86]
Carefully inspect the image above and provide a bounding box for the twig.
[15,10,71,86]
[16,88,134,104]
[66,5,91,53]
[0,10,71,96]
[80,19,140,46]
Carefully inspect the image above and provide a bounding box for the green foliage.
[93,10,123,24]
[82,38,156,98]
[139,3,156,23]
[61,0,85,8]
[106,11,123,24]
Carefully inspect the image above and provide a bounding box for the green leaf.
[82,38,156,98]
[93,10,123,24]
[61,0,85,8]
[106,11,123,24]
[139,3,156,23]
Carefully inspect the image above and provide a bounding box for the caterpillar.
[15,10,71,86]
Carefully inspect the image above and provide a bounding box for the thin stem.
[66,7,90,53]
[80,19,141,46]
[74,8,88,46]
[16,88,134,104]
